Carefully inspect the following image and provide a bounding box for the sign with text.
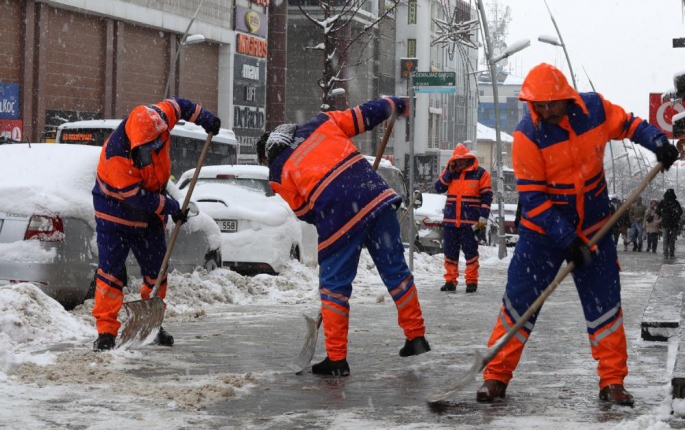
[0,83,20,120]
[236,33,267,58]
[0,119,22,140]
[233,105,265,130]
[649,92,685,138]
[235,5,268,38]
[413,72,456,87]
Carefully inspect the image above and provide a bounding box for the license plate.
[217,220,237,233]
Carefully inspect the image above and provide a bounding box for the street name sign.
[413,72,456,94]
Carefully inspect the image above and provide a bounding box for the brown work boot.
[476,379,507,402]
[599,384,634,407]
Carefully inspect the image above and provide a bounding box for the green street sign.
[412,72,456,87]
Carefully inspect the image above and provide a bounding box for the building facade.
[0,0,270,165]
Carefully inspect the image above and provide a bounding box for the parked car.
[0,144,222,310]
[414,193,446,254]
[488,203,520,246]
[176,165,318,275]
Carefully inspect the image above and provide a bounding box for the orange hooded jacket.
[435,144,492,227]
[513,63,667,248]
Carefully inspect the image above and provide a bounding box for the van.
[55,119,239,179]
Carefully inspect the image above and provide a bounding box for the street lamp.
[537,0,577,90]
[164,33,206,99]
[476,0,530,259]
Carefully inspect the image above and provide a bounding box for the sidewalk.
[137,242,682,428]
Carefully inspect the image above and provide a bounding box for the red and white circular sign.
[649,93,685,138]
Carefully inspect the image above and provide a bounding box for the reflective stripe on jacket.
[268,97,404,260]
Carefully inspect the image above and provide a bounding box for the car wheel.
[413,236,426,253]
[289,244,301,261]
[204,250,221,272]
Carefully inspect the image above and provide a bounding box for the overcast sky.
[486,0,685,120]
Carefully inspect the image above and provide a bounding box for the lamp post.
[476,0,529,259]
[538,0,577,90]
[164,34,206,99]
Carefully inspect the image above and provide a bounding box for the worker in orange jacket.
[476,63,679,406]
[256,97,430,376]
[91,97,221,351]
[434,144,492,293]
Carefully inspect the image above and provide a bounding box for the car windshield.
[192,177,273,196]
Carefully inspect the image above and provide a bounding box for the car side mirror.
[413,191,423,209]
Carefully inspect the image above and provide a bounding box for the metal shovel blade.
[116,297,166,349]
[426,349,485,403]
[288,313,322,374]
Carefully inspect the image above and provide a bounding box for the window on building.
[408,0,417,24]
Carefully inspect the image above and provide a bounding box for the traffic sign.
[649,92,685,138]
[413,72,456,87]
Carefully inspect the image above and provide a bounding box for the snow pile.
[0,283,94,379]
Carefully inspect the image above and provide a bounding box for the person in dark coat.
[656,189,683,258]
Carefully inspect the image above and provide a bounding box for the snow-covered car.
[0,144,222,310]
[176,165,318,275]
[488,203,519,246]
[414,193,446,254]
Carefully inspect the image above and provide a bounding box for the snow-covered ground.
[0,246,683,429]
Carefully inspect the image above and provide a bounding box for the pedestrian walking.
[616,201,632,251]
[476,63,679,406]
[256,97,430,376]
[643,199,661,253]
[628,196,647,251]
[434,144,492,293]
[656,188,683,258]
[91,97,221,351]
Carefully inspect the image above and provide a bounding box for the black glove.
[204,117,221,136]
[654,137,679,170]
[565,237,593,268]
[171,208,189,225]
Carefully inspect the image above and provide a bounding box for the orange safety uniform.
[266,97,426,361]
[435,144,492,284]
[91,97,217,337]
[482,63,668,390]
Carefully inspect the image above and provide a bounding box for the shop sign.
[236,5,268,38]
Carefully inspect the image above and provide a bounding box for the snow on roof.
[57,119,237,145]
[477,122,514,142]
[177,165,269,184]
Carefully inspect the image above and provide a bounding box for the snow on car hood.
[189,183,291,225]
[0,144,100,226]
[415,193,446,222]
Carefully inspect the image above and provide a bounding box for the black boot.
[93,333,115,351]
[311,357,350,376]
[399,336,431,357]
[440,282,456,292]
[465,283,478,293]
[154,326,174,346]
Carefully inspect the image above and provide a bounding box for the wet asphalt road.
[135,243,685,429]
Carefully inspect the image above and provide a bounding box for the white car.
[488,203,519,246]
[0,144,222,309]
[176,165,318,275]
[414,193,446,254]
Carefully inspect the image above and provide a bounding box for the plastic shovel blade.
[116,297,166,349]
[288,313,322,374]
[426,349,485,403]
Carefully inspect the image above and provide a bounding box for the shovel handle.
[372,112,398,171]
[480,162,663,371]
[150,131,215,298]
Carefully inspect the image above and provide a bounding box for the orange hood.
[447,143,479,169]
[518,63,588,124]
[125,105,168,149]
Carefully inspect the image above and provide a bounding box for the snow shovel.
[427,162,663,403]
[289,112,399,373]
[117,132,216,349]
